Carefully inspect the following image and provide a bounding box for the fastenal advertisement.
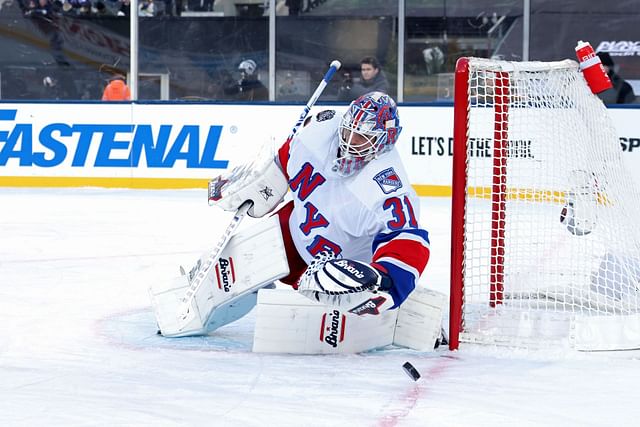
[0,104,300,187]
[0,103,638,196]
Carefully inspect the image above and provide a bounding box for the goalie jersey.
[277,110,430,307]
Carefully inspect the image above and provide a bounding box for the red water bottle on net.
[575,40,612,94]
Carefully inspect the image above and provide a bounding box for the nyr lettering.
[306,235,341,257]
[289,162,326,201]
[0,109,228,169]
[299,202,329,235]
[289,162,341,258]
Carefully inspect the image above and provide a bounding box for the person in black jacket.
[597,52,636,104]
[223,59,269,101]
[338,56,389,102]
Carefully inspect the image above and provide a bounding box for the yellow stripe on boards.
[0,176,209,189]
[0,177,454,196]
[412,185,451,197]
[8,178,591,203]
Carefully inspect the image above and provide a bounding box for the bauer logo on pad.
[373,168,403,194]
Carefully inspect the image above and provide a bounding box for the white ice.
[1,188,639,426]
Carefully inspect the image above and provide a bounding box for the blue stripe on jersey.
[372,228,430,307]
[377,260,416,308]
[371,228,430,253]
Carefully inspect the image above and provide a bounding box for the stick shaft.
[285,60,341,144]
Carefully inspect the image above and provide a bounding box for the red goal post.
[449,57,640,351]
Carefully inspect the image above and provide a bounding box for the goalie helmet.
[334,91,402,177]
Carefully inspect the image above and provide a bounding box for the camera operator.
[222,59,269,101]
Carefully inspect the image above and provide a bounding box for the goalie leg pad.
[204,282,277,332]
[252,288,397,354]
[393,286,446,351]
[149,216,290,337]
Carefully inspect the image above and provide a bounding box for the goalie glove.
[208,142,288,218]
[297,251,396,315]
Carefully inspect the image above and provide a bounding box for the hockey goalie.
[149,91,446,354]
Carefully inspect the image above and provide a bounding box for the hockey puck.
[402,361,421,381]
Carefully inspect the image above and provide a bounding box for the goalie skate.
[149,215,290,337]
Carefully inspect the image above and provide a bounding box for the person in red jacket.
[102,75,131,101]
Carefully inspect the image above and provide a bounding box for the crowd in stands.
[18,0,179,17]
[17,0,329,17]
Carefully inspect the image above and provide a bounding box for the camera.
[342,72,353,90]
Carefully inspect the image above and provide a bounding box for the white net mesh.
[459,58,640,349]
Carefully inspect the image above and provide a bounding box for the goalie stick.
[175,60,342,332]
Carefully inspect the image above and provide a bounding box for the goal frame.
[448,57,640,351]
[449,57,470,351]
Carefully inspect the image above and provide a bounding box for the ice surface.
[1,188,639,426]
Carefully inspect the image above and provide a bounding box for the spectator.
[117,0,130,16]
[223,59,268,101]
[23,0,50,17]
[338,56,389,102]
[102,75,131,101]
[422,44,445,75]
[71,0,92,15]
[94,1,114,15]
[286,0,302,15]
[597,52,636,104]
[42,75,66,100]
[138,0,155,16]
[35,0,52,15]
[61,1,73,13]
[202,0,214,11]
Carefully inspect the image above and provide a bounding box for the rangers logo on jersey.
[373,167,403,194]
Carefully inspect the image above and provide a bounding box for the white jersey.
[277,110,430,306]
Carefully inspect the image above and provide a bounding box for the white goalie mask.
[333,91,402,177]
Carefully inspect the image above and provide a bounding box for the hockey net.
[449,57,640,351]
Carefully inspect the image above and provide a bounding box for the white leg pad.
[253,288,398,354]
[149,216,290,337]
[393,286,446,351]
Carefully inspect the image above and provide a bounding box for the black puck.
[402,361,421,381]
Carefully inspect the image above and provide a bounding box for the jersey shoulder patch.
[315,110,336,122]
[373,167,403,194]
